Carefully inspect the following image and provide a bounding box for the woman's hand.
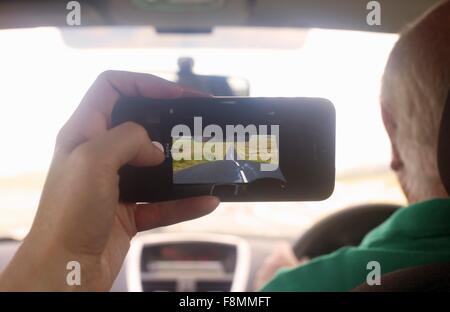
[0,71,219,291]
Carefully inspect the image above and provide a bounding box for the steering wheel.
[293,203,401,259]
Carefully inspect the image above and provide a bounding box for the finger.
[57,70,185,152]
[73,121,164,170]
[81,70,185,113]
[134,196,220,231]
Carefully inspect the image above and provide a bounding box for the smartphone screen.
[171,132,284,185]
[111,96,335,202]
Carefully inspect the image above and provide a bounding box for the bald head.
[381,0,450,203]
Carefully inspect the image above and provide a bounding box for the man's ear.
[381,105,403,171]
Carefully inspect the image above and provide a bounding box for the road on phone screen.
[173,146,284,184]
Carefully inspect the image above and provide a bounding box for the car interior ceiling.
[0,0,442,33]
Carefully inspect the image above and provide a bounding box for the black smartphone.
[111,97,335,202]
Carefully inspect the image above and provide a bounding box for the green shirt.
[261,198,450,292]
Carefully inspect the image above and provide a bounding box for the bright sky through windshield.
[0,27,402,237]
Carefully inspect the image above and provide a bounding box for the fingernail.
[211,196,221,205]
[152,141,164,153]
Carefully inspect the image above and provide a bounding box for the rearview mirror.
[159,57,250,96]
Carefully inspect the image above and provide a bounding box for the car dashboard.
[126,233,251,292]
[0,233,288,292]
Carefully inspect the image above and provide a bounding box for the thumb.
[76,121,165,171]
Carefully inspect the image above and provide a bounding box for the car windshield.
[0,26,404,239]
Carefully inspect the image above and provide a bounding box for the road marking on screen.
[233,160,249,183]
